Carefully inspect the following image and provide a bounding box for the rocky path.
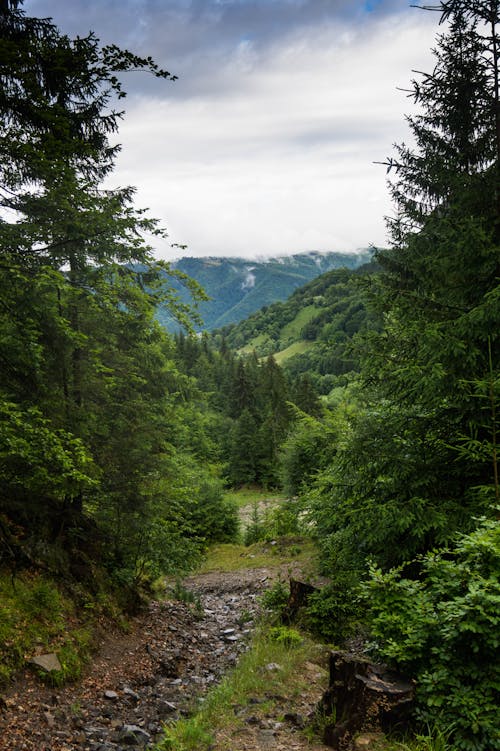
[0,566,330,751]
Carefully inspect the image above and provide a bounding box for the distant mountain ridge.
[157,249,372,331]
[214,260,381,394]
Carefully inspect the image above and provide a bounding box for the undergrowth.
[0,569,114,685]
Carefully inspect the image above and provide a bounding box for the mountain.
[156,250,372,331]
[212,261,381,394]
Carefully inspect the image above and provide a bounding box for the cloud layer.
[25,0,438,258]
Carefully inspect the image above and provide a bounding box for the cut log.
[319,650,414,749]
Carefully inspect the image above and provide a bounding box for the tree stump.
[319,651,414,749]
[283,578,317,622]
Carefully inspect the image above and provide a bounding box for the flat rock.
[29,653,62,673]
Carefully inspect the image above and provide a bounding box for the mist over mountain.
[159,250,372,331]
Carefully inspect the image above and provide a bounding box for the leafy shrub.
[302,579,359,643]
[363,516,500,751]
[260,580,290,619]
[268,625,302,648]
[263,502,300,539]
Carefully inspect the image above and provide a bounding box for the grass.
[156,626,325,751]
[198,538,317,574]
[274,339,312,365]
[239,332,273,354]
[222,485,286,510]
[0,570,101,685]
[279,304,321,341]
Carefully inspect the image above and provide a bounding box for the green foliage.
[363,517,500,751]
[302,579,359,644]
[268,625,302,648]
[262,500,300,538]
[216,264,380,394]
[304,396,486,573]
[260,580,290,617]
[0,1,233,587]
[0,400,96,531]
[281,408,338,497]
[0,571,87,685]
[396,725,455,751]
[244,502,266,546]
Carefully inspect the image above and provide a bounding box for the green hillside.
[155,250,372,331]
[215,262,380,393]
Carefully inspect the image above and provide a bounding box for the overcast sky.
[24,0,439,261]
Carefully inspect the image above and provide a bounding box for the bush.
[268,625,302,648]
[302,579,359,643]
[260,580,290,619]
[363,516,500,751]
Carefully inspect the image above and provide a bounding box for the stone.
[354,733,386,749]
[265,662,282,672]
[284,712,305,728]
[118,724,151,745]
[123,687,140,702]
[43,711,55,728]
[29,653,62,673]
[103,690,119,701]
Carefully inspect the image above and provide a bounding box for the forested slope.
[214,261,381,394]
[154,250,372,331]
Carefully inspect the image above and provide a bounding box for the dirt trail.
[0,563,332,751]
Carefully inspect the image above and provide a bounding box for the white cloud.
[25,0,439,260]
[109,12,437,258]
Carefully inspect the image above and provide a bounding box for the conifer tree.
[307,1,499,573]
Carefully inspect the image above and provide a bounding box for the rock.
[265,662,282,672]
[123,687,140,702]
[43,711,55,727]
[29,653,62,673]
[354,732,386,749]
[284,712,305,728]
[258,728,276,745]
[118,723,151,745]
[104,690,119,701]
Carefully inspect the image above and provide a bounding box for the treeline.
[0,3,239,590]
[0,1,324,591]
[174,333,322,488]
[275,4,500,749]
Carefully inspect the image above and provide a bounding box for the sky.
[24,0,439,261]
